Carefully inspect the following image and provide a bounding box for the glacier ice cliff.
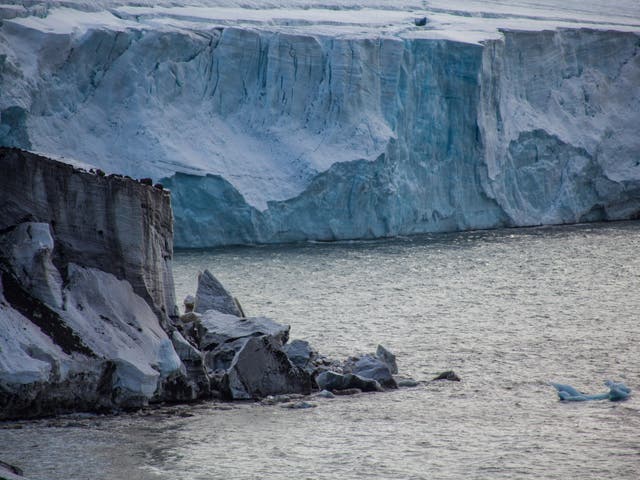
[0,148,201,419]
[1,2,639,246]
[158,28,640,246]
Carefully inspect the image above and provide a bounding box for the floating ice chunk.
[550,383,583,397]
[551,381,631,402]
[604,380,632,401]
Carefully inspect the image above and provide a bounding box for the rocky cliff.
[0,148,400,419]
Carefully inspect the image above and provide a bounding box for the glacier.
[1,1,639,247]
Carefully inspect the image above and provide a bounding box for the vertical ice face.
[251,38,508,243]
[0,148,200,418]
[480,29,640,225]
[0,149,176,321]
[1,5,639,247]
[165,28,640,246]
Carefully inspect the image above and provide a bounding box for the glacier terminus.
[1,0,639,247]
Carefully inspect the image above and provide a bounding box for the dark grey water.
[2,222,640,479]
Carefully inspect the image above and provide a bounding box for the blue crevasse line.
[550,381,631,402]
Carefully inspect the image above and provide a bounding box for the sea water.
[2,221,639,479]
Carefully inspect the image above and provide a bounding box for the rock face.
[197,311,290,351]
[312,345,402,392]
[344,354,397,390]
[0,149,407,417]
[316,371,383,393]
[283,339,316,374]
[376,344,398,375]
[195,269,243,316]
[0,149,198,420]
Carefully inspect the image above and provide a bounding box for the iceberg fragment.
[551,381,631,402]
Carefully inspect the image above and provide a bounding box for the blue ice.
[551,381,631,402]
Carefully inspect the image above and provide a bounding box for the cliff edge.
[0,148,204,419]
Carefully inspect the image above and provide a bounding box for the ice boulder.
[195,269,243,317]
[222,336,313,400]
[196,311,290,351]
[551,381,631,401]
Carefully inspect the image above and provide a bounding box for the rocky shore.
[0,148,415,421]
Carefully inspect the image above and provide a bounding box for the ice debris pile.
[0,148,416,419]
[0,148,189,419]
[551,381,632,402]
[1,2,639,247]
[178,269,408,400]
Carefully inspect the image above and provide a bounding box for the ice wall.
[0,148,205,419]
[162,35,506,245]
[480,29,640,225]
[0,148,176,320]
[165,28,640,246]
[1,5,639,247]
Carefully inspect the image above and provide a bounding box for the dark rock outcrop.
[193,311,311,400]
[343,354,397,389]
[0,148,406,418]
[376,344,398,375]
[283,339,316,373]
[168,331,210,400]
[316,371,383,393]
[197,311,290,351]
[432,370,461,382]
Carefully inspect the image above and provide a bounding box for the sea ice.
[551,381,632,402]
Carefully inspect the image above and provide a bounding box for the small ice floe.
[551,381,631,402]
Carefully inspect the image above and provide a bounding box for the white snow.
[8,1,640,40]
[7,8,139,35]
[0,298,61,386]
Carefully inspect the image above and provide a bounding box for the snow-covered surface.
[1,1,639,245]
[6,1,640,40]
[0,288,65,386]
